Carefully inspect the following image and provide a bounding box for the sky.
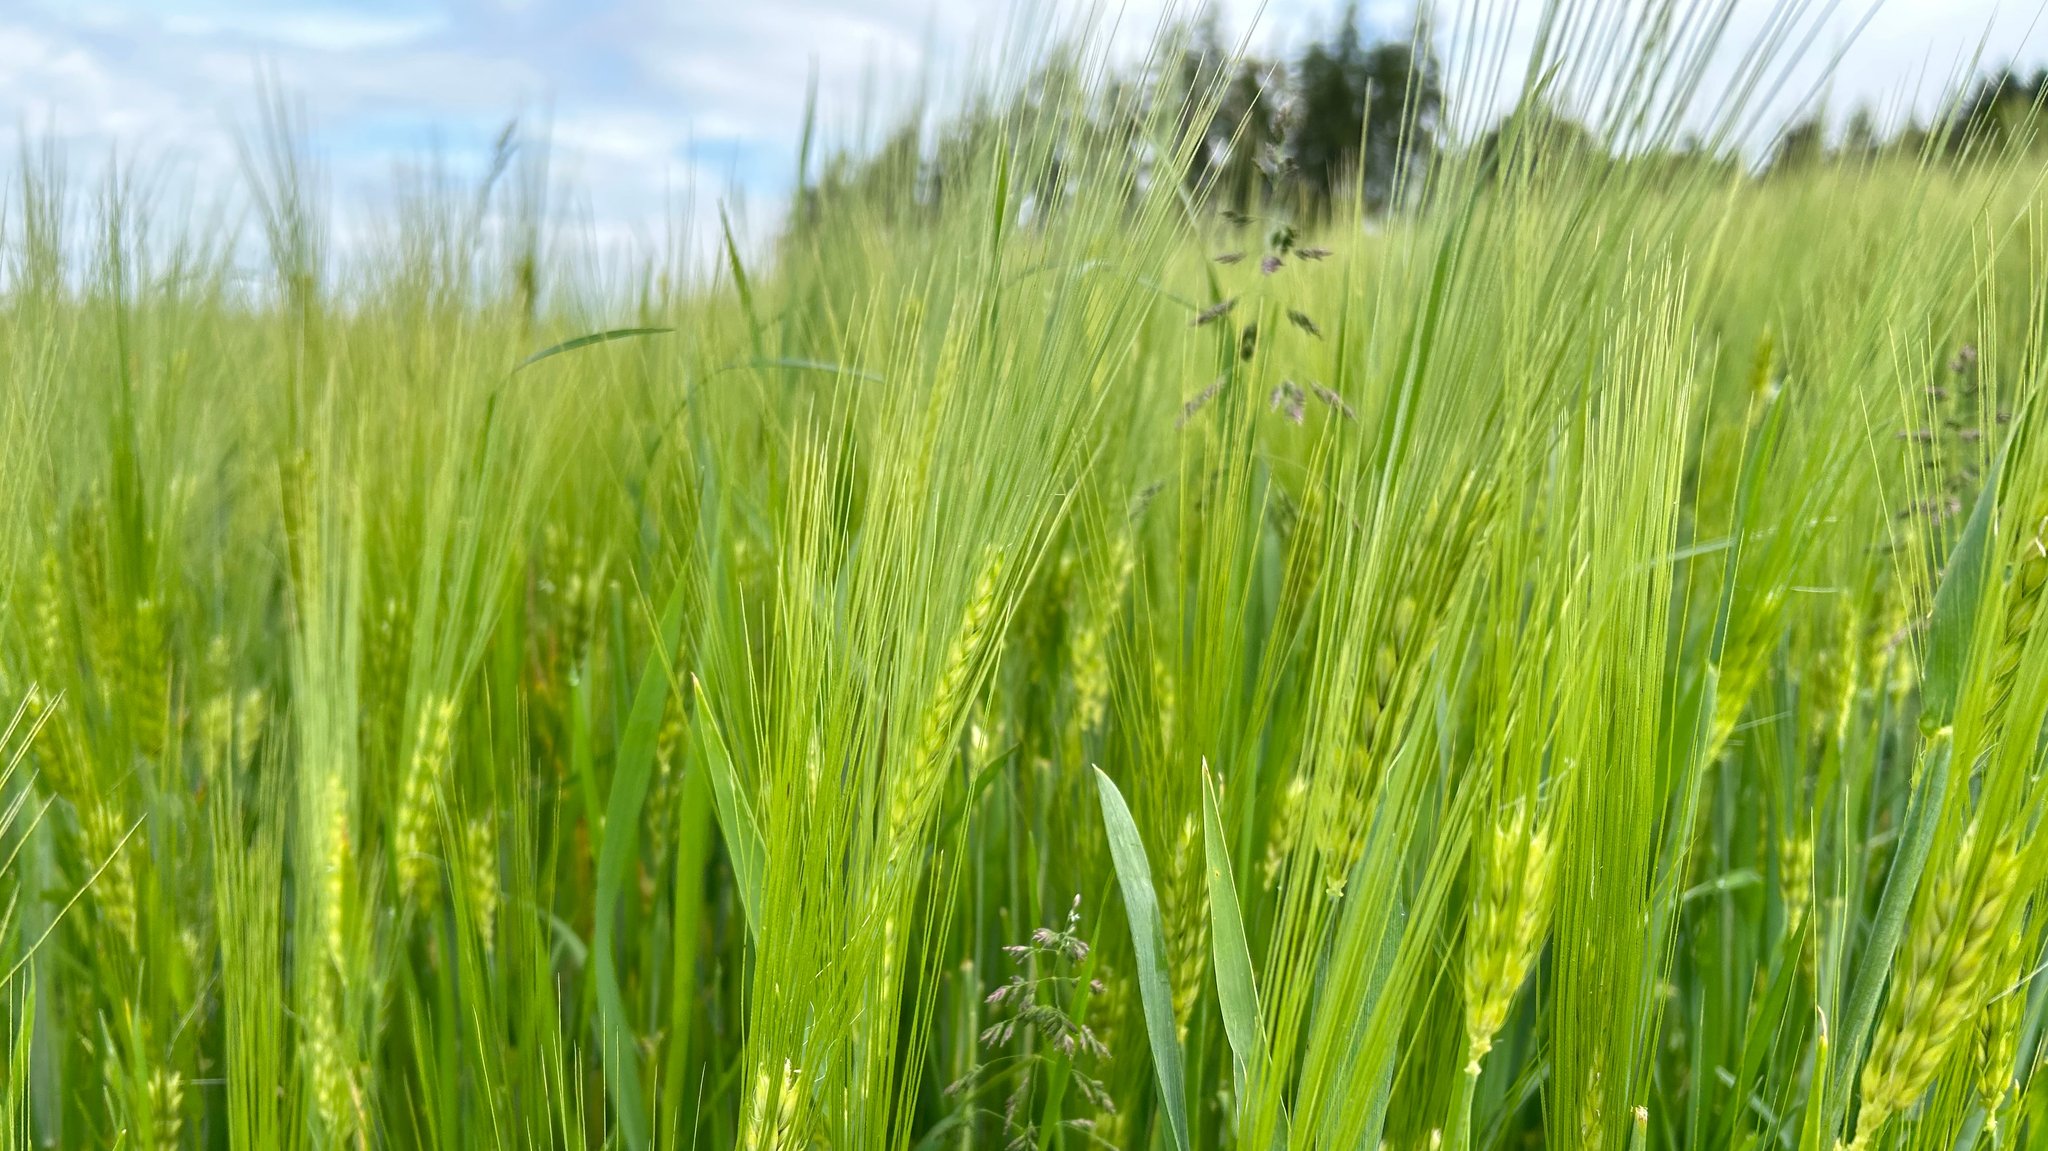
[1,0,2043,261]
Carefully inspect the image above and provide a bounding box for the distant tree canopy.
[1764,66,2048,177]
[1949,67,2048,156]
[1767,115,1828,174]
[1288,5,1443,214]
[1474,101,1607,186]
[1171,3,1442,218]
[1167,12,1285,217]
[798,3,1443,235]
[794,7,2048,240]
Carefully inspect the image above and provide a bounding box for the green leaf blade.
[692,676,767,940]
[1093,766,1190,1151]
[591,582,689,1151]
[1202,765,1265,1110]
[513,326,674,370]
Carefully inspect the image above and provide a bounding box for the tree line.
[1771,68,2048,173]
[794,3,2048,233]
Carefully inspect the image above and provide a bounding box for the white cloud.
[161,9,447,51]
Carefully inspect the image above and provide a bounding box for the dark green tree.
[1946,67,2048,158]
[1473,101,1606,188]
[1159,14,1284,217]
[1286,4,1442,215]
[1765,114,1827,177]
[1840,105,1882,158]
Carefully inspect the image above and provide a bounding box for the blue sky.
[2,0,2042,258]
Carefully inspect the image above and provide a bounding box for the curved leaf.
[1920,449,2003,732]
[721,206,765,358]
[592,581,688,1151]
[1827,731,1950,1138]
[514,326,673,370]
[1202,764,1266,1108]
[692,675,765,941]
[1094,767,1189,1151]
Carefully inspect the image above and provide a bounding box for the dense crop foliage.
[2,3,2047,1149]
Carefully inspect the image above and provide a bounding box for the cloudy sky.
[1,0,2042,257]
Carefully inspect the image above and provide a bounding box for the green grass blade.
[592,582,689,1151]
[1826,731,1950,1139]
[721,357,884,384]
[660,740,716,1148]
[1094,767,1190,1151]
[4,980,32,1149]
[1798,1008,1831,1151]
[720,207,765,359]
[1919,445,2006,732]
[1716,914,1807,1149]
[1202,764,1264,1112]
[691,676,766,941]
[513,326,674,370]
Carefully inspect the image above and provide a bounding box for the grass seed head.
[465,815,499,948]
[1779,831,1813,927]
[1178,375,1227,429]
[86,800,138,946]
[1191,297,1237,327]
[396,696,458,905]
[1068,546,1127,736]
[890,546,1003,853]
[149,1068,183,1151]
[1856,824,2022,1139]
[1165,813,1209,1042]
[320,772,353,973]
[1270,380,1307,425]
[1462,805,1557,1073]
[1308,381,1355,421]
[1971,927,2027,1130]
[742,1061,774,1151]
[1315,745,1373,899]
[1983,505,2048,751]
[307,1006,356,1142]
[1262,774,1308,890]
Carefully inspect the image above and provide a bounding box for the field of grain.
[1,3,2045,1149]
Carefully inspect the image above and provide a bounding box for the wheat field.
[0,2,2046,1149]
